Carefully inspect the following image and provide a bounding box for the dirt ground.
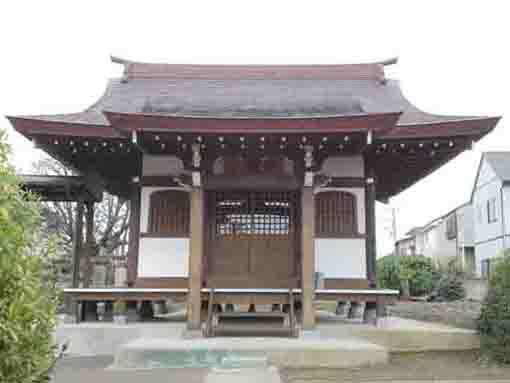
[387,300,481,329]
[280,351,510,382]
[53,351,510,382]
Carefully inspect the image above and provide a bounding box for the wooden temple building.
[9,57,499,333]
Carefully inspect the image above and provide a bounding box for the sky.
[0,1,508,256]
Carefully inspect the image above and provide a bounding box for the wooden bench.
[63,288,189,322]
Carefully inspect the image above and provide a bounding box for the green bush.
[377,254,438,297]
[376,254,401,290]
[436,272,466,301]
[478,253,510,364]
[0,130,59,383]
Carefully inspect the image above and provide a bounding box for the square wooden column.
[188,187,204,330]
[72,201,84,288]
[301,186,316,330]
[127,181,141,286]
[364,155,377,287]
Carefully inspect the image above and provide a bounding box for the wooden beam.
[72,202,84,288]
[188,187,204,330]
[301,187,316,330]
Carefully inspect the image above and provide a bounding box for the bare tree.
[32,157,130,263]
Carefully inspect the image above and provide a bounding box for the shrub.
[436,272,466,301]
[376,254,401,290]
[478,253,510,364]
[400,255,438,297]
[377,254,438,297]
[0,130,59,382]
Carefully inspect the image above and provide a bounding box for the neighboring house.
[395,203,475,271]
[471,152,510,278]
[395,235,415,256]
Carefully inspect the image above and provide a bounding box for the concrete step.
[111,336,388,370]
[213,325,296,338]
[218,312,287,319]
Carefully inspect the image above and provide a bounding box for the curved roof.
[9,56,498,139]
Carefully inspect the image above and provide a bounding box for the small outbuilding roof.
[19,175,102,202]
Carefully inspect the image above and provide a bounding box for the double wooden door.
[206,191,300,288]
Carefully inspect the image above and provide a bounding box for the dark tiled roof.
[484,152,510,181]
[10,57,498,138]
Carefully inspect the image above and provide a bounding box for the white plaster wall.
[320,155,364,177]
[314,187,366,234]
[138,238,189,277]
[139,186,189,233]
[138,186,191,278]
[315,238,366,278]
[142,155,184,176]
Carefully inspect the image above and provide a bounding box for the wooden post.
[188,187,204,330]
[301,187,315,330]
[365,156,377,287]
[127,182,141,286]
[72,201,84,288]
[83,201,95,288]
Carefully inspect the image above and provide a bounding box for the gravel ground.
[387,300,482,329]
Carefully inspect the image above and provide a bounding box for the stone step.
[213,325,296,338]
[111,336,388,370]
[218,312,287,319]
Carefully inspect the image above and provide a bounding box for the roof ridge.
[110,55,396,81]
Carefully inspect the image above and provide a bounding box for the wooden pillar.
[365,156,377,287]
[72,201,84,288]
[301,186,315,330]
[127,182,141,286]
[188,187,204,330]
[83,201,95,288]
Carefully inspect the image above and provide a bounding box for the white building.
[395,203,475,272]
[471,152,510,278]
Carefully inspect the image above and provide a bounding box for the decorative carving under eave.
[192,171,201,187]
[191,143,201,169]
[304,145,314,169]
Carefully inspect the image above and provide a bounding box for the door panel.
[207,190,299,288]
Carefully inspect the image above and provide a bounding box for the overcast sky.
[0,1,507,255]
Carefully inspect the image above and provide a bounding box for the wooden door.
[206,191,300,288]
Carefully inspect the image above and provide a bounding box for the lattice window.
[213,191,297,237]
[315,191,357,237]
[148,190,189,236]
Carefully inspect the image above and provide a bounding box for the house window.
[481,259,491,279]
[315,191,357,237]
[148,190,189,236]
[446,214,457,240]
[487,198,498,223]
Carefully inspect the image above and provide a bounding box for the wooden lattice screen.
[315,191,357,237]
[213,191,297,236]
[148,190,190,236]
